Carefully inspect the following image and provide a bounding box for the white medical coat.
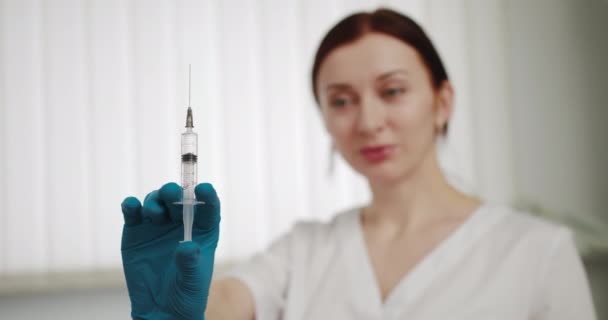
[224,204,596,319]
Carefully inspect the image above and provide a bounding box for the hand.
[121,182,221,320]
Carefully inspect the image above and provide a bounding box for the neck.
[363,149,475,232]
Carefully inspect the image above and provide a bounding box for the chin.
[356,161,411,185]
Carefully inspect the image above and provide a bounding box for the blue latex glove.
[121,182,220,320]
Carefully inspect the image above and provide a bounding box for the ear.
[434,80,454,132]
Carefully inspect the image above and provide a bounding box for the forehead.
[317,32,426,86]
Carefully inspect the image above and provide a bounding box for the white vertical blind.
[428,0,478,194]
[0,7,3,274]
[255,0,308,245]
[0,0,510,273]
[467,0,515,204]
[46,0,94,271]
[87,0,137,269]
[217,0,269,259]
[1,0,48,273]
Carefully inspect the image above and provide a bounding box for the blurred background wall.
[0,0,606,318]
[507,1,608,317]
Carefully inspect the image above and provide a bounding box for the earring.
[436,120,447,135]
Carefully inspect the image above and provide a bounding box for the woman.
[120,8,596,320]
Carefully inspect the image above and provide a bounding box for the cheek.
[324,113,355,142]
[389,97,436,144]
[399,108,432,131]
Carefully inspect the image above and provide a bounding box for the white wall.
[508,0,608,241]
[507,0,608,317]
[0,287,130,320]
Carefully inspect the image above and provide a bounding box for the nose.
[356,95,386,136]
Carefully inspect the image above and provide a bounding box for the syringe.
[176,65,203,242]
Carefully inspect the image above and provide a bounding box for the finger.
[159,182,184,224]
[121,197,142,226]
[194,183,221,230]
[142,190,170,224]
[174,241,203,293]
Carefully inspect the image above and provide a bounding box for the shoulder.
[484,206,595,318]
[287,207,359,240]
[480,204,574,256]
[485,204,571,236]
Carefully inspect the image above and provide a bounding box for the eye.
[381,87,405,98]
[329,94,355,109]
[330,98,348,108]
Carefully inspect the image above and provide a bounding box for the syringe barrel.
[181,128,198,199]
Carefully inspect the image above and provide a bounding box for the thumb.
[174,241,203,294]
[169,242,206,320]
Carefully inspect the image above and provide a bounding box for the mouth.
[360,145,395,163]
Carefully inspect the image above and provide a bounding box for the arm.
[210,222,305,320]
[205,278,256,320]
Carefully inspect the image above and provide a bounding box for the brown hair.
[311,8,450,134]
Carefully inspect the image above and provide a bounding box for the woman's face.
[316,32,452,184]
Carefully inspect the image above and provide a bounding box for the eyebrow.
[325,83,352,92]
[324,69,409,92]
[376,69,408,81]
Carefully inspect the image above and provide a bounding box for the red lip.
[360,145,394,163]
